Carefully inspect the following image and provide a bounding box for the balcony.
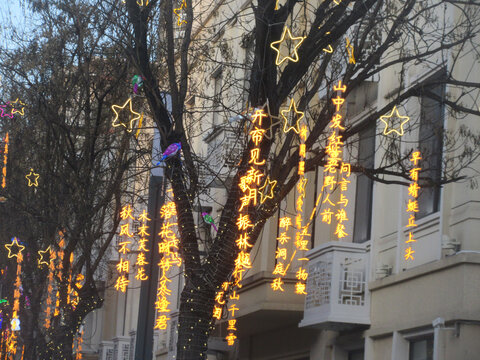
[299,241,370,330]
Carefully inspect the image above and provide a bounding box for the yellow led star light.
[38,246,52,266]
[5,238,25,259]
[270,27,305,66]
[258,176,277,203]
[281,99,304,134]
[25,168,39,187]
[346,37,355,64]
[111,98,142,133]
[174,0,187,26]
[9,99,26,116]
[379,106,411,136]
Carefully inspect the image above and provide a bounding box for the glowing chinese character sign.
[115,205,134,292]
[1,133,8,189]
[404,151,421,261]
[319,81,352,240]
[154,191,182,331]
[135,209,151,281]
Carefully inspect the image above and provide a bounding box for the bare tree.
[0,1,150,358]
[120,0,480,358]
[0,0,479,358]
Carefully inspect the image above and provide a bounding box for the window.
[211,68,223,127]
[348,349,365,360]
[409,336,434,360]
[417,82,445,219]
[353,123,375,243]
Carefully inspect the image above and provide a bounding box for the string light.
[1,133,8,188]
[5,238,24,357]
[44,248,56,329]
[54,235,65,317]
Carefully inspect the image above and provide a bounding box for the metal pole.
[134,174,165,360]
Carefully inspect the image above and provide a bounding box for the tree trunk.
[176,283,217,360]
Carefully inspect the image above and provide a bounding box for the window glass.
[348,349,365,360]
[212,70,223,127]
[353,123,375,243]
[417,82,445,218]
[409,336,434,360]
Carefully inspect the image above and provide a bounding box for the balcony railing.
[299,241,370,330]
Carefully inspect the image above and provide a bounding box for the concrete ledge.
[369,252,480,291]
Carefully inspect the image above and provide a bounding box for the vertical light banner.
[293,119,309,295]
[74,328,83,360]
[115,205,134,292]
[67,253,74,305]
[154,191,182,331]
[271,216,292,292]
[54,236,65,317]
[404,151,421,260]
[71,274,84,309]
[224,108,267,346]
[2,133,8,188]
[135,210,151,281]
[4,237,24,357]
[320,81,351,239]
[44,252,56,328]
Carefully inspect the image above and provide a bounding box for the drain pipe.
[432,317,459,360]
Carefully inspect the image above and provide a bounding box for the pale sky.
[0,1,34,49]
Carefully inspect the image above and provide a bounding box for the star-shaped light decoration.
[270,27,305,66]
[26,169,40,187]
[111,98,142,133]
[258,176,277,204]
[379,106,411,136]
[9,99,26,116]
[174,0,187,26]
[5,237,25,259]
[346,38,355,64]
[38,246,53,266]
[0,105,13,119]
[281,99,304,134]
